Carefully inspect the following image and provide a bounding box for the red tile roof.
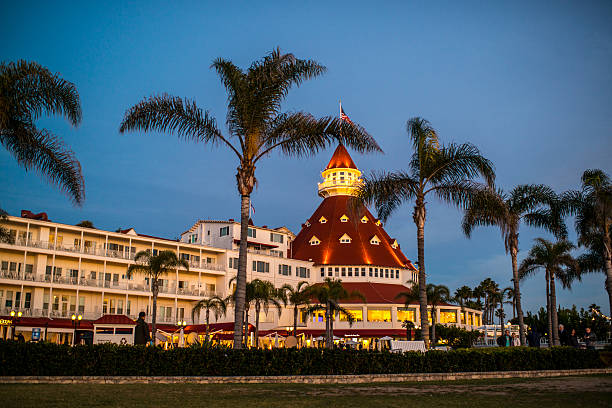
[291,195,416,269]
[325,144,358,170]
[311,282,418,304]
[93,315,136,325]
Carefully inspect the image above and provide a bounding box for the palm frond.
[1,124,84,205]
[424,142,495,188]
[461,187,510,239]
[357,171,419,222]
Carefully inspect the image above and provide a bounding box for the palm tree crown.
[519,238,580,345]
[358,117,495,346]
[1,60,84,205]
[191,295,228,341]
[119,48,381,348]
[308,278,365,349]
[127,250,189,342]
[563,169,612,315]
[281,281,311,336]
[462,184,566,345]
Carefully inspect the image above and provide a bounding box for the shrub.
[434,324,481,349]
[0,340,604,376]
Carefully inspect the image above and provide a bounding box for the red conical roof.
[325,144,358,170]
[291,195,416,269]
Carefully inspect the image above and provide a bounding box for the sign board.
[0,319,12,326]
[32,328,41,341]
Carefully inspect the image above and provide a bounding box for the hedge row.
[0,341,605,376]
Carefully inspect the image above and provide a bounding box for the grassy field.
[1,375,611,407]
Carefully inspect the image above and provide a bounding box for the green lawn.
[1,375,611,407]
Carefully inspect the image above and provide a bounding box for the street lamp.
[10,310,22,340]
[71,314,82,346]
[177,320,187,347]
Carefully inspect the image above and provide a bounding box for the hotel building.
[0,145,481,344]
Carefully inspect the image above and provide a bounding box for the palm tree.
[119,49,380,348]
[1,60,84,204]
[127,250,189,342]
[357,117,495,346]
[76,220,94,228]
[228,276,256,347]
[454,285,473,325]
[308,278,365,349]
[563,169,612,315]
[518,238,580,346]
[397,282,450,344]
[251,279,285,347]
[476,278,499,324]
[462,185,566,344]
[280,281,311,336]
[0,209,11,243]
[191,295,228,341]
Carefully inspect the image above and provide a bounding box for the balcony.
[3,239,226,272]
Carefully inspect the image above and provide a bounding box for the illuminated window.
[319,216,327,224]
[367,308,391,322]
[339,233,351,243]
[391,240,398,249]
[474,314,481,326]
[340,309,363,322]
[397,307,416,323]
[440,309,457,324]
[309,236,321,246]
[341,267,346,277]
[468,313,474,325]
[370,235,380,245]
[340,214,349,223]
[375,220,382,226]
[360,216,368,223]
[304,221,311,227]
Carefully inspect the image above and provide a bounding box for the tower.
[291,145,418,283]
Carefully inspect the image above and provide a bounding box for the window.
[348,267,352,277]
[440,309,458,324]
[339,233,351,243]
[25,264,33,275]
[296,267,310,278]
[320,267,325,277]
[367,308,391,322]
[229,257,239,269]
[341,267,346,277]
[397,307,416,323]
[361,267,366,277]
[396,270,400,279]
[43,293,49,311]
[319,216,327,224]
[270,233,284,243]
[78,297,85,314]
[23,292,31,309]
[270,250,284,258]
[334,267,339,277]
[370,235,380,245]
[374,268,379,277]
[115,328,133,335]
[340,214,349,223]
[327,267,332,277]
[189,234,198,243]
[90,271,97,280]
[340,309,363,322]
[385,269,389,278]
[391,240,399,249]
[369,267,373,277]
[360,216,368,223]
[252,261,269,273]
[180,253,190,261]
[278,264,291,276]
[309,236,320,246]
[248,228,256,238]
[219,226,230,237]
[5,290,13,308]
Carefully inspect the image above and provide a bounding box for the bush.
[434,324,481,349]
[0,340,604,376]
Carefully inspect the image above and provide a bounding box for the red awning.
[1,316,94,330]
[184,322,255,334]
[296,329,406,337]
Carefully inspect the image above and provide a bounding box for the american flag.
[340,105,353,125]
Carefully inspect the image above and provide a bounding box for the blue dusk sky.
[1,1,611,315]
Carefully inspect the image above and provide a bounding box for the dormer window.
[391,239,399,249]
[319,216,327,224]
[340,214,349,223]
[375,220,382,226]
[309,236,321,246]
[370,235,381,245]
[360,216,368,223]
[305,221,311,227]
[339,233,352,244]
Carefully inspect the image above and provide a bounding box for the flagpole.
[339,99,342,118]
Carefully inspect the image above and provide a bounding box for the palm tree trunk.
[545,269,553,347]
[603,233,612,317]
[293,306,298,337]
[233,193,251,349]
[205,309,210,342]
[431,307,436,344]
[413,200,429,347]
[244,305,250,348]
[151,283,158,345]
[325,303,332,349]
[550,272,559,346]
[254,301,261,348]
[329,306,335,349]
[510,242,526,345]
